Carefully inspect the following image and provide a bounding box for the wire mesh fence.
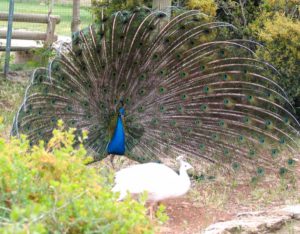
[0,0,93,37]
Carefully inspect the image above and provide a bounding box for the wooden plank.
[0,12,60,24]
[0,29,58,41]
[0,38,44,51]
[0,45,43,51]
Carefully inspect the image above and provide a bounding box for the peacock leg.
[109,154,115,169]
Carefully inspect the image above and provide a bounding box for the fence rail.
[0,11,60,51]
[0,12,60,24]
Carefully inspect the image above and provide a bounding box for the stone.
[203,205,300,234]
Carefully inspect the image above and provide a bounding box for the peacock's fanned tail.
[12,9,300,178]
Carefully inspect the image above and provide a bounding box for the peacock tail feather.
[12,9,300,178]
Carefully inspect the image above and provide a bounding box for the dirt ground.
[159,197,234,234]
[157,175,300,234]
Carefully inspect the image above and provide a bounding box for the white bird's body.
[112,159,192,203]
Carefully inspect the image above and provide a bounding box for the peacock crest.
[12,8,300,179]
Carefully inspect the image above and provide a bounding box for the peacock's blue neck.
[107,108,125,155]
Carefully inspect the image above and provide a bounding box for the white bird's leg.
[157,201,161,210]
[154,201,161,218]
[149,202,157,219]
[117,191,126,202]
[149,203,153,219]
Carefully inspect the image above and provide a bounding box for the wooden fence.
[0,12,60,51]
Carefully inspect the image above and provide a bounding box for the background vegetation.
[92,0,300,117]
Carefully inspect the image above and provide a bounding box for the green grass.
[0,0,93,36]
[0,74,26,137]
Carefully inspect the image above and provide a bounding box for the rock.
[281,205,300,220]
[203,205,300,234]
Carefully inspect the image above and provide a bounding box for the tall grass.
[0,75,27,137]
[0,0,93,36]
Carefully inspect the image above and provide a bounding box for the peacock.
[11,8,300,179]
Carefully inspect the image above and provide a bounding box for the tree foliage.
[186,0,217,16]
[252,14,300,102]
[249,1,300,109]
[216,0,261,30]
[262,0,299,18]
[92,0,152,15]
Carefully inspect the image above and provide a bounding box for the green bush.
[185,0,217,16]
[250,13,300,104]
[0,120,154,233]
[91,0,152,17]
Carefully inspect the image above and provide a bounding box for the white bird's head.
[177,155,193,171]
[181,160,193,171]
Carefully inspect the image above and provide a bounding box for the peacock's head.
[119,107,125,117]
[118,99,125,117]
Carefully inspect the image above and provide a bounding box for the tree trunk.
[152,0,171,10]
[71,0,80,34]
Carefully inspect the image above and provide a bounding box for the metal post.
[4,0,14,77]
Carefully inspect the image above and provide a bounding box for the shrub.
[91,0,151,17]
[0,120,153,233]
[186,0,217,16]
[250,13,300,104]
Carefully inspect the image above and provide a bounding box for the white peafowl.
[112,155,193,217]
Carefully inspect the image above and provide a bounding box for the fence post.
[152,0,171,10]
[45,16,58,46]
[4,0,14,77]
[71,0,80,34]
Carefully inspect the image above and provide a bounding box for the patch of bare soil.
[158,198,234,234]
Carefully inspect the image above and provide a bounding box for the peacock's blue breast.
[107,115,125,155]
